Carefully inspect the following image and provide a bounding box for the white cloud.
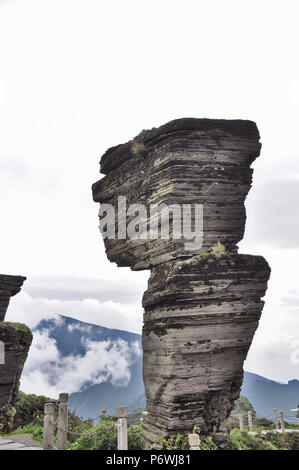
[22,274,149,304]
[6,291,143,333]
[245,333,299,384]
[68,323,92,334]
[21,329,138,398]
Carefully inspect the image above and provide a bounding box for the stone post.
[280,411,285,433]
[239,414,244,431]
[273,408,279,430]
[57,393,68,450]
[117,406,128,450]
[188,433,200,450]
[248,411,253,432]
[43,402,55,450]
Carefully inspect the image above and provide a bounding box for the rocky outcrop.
[0,275,32,432]
[0,275,26,322]
[92,118,270,445]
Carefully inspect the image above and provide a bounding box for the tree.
[231,395,256,418]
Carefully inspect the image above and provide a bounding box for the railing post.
[43,402,55,450]
[239,413,244,431]
[279,411,285,433]
[117,406,128,450]
[57,393,68,450]
[248,411,253,432]
[188,433,200,450]
[273,408,279,430]
[101,409,107,418]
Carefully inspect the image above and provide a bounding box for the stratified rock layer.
[0,275,26,321]
[92,118,270,445]
[0,274,32,432]
[93,118,261,270]
[142,255,270,442]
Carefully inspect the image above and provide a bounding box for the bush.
[156,426,217,450]
[70,417,146,450]
[13,391,52,428]
[265,431,299,450]
[228,429,263,450]
[228,428,299,450]
[231,395,255,418]
[6,424,44,443]
[156,433,189,450]
[254,418,274,429]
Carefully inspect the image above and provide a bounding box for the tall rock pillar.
[92,118,270,445]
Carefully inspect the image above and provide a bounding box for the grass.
[0,322,32,334]
[4,424,43,443]
[131,141,145,154]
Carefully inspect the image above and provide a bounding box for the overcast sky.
[1,0,299,383]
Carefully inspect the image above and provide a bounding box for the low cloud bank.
[20,315,141,398]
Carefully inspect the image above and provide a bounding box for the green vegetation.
[228,428,299,450]
[13,391,51,429]
[4,392,299,450]
[211,241,227,258]
[6,424,44,444]
[0,322,32,334]
[156,433,189,450]
[228,429,264,450]
[69,417,146,450]
[156,426,218,450]
[2,392,146,450]
[231,395,255,418]
[254,417,274,429]
[131,141,145,154]
[227,396,299,450]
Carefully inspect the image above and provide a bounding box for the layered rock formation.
[0,275,32,432]
[92,118,270,445]
[0,275,26,322]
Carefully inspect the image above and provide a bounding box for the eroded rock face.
[0,275,26,321]
[92,118,270,445]
[0,274,32,432]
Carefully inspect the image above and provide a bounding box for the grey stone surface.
[92,118,271,445]
[0,439,13,444]
[0,436,42,450]
[0,441,26,450]
[0,275,26,322]
[0,275,32,432]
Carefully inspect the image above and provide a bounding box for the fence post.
[102,409,107,418]
[117,406,128,450]
[188,433,200,450]
[57,393,68,450]
[248,411,253,432]
[43,402,55,450]
[279,411,285,433]
[273,408,279,430]
[239,414,244,431]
